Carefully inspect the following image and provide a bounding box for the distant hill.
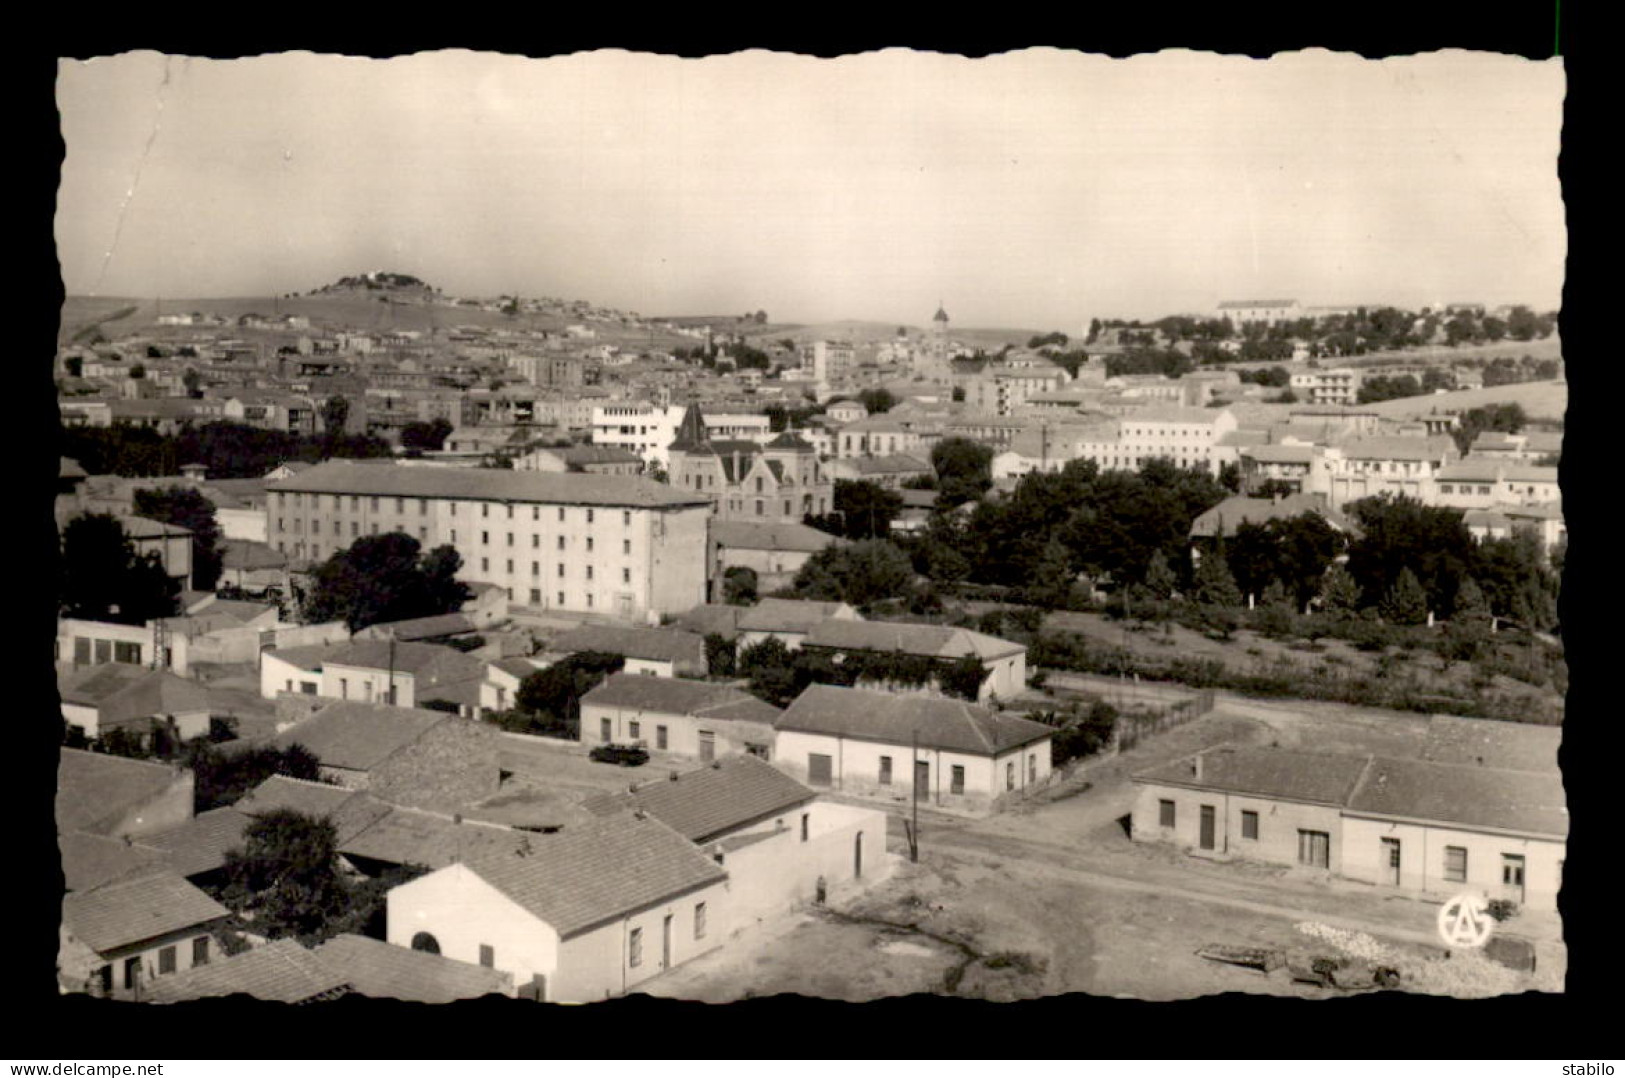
[1362,379,1568,425]
[312,271,436,295]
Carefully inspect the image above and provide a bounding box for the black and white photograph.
[48,44,1569,1014]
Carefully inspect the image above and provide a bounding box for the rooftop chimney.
[1192,754,1203,780]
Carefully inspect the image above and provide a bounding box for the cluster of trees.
[488,652,625,737]
[726,636,986,708]
[1027,332,1069,349]
[1090,305,1557,364]
[792,539,918,609]
[1473,354,1563,387]
[187,741,324,812]
[930,438,994,508]
[1027,699,1119,766]
[299,533,471,632]
[400,417,454,451]
[1450,403,1529,456]
[59,513,180,625]
[61,421,393,480]
[133,486,223,591]
[805,481,904,541]
[764,402,824,433]
[1103,347,1194,380]
[857,388,898,414]
[1238,366,1292,388]
[215,809,425,945]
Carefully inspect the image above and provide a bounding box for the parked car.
[590,743,649,767]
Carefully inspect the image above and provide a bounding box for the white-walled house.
[59,665,211,743]
[580,673,781,760]
[799,619,1027,703]
[1131,744,1566,912]
[773,685,1055,816]
[387,811,729,1003]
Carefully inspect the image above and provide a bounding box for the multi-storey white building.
[960,363,1069,417]
[1289,367,1363,406]
[265,461,711,622]
[1322,436,1459,510]
[591,404,771,469]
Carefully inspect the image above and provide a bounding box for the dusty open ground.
[639,698,1564,1003]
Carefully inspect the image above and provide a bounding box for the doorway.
[914,759,930,801]
[1382,838,1401,886]
[854,832,863,879]
[1199,804,1216,851]
[661,913,673,970]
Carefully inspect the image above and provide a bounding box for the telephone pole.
[908,727,920,863]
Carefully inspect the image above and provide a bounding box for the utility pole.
[908,727,921,863]
[386,629,397,706]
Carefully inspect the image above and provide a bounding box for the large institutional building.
[265,460,711,621]
[665,406,833,524]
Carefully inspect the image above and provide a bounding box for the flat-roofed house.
[800,619,1027,703]
[386,811,730,1003]
[774,684,1054,816]
[580,672,781,760]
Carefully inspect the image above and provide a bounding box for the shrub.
[1486,899,1520,923]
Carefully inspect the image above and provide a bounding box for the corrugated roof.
[460,811,726,938]
[582,672,780,725]
[582,755,813,842]
[62,870,229,953]
[266,459,710,509]
[1133,746,1373,806]
[147,938,350,1005]
[313,934,510,1003]
[775,684,1053,756]
[1347,757,1567,837]
[803,619,1024,661]
[272,702,449,772]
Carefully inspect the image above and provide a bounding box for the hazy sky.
[56,49,1565,329]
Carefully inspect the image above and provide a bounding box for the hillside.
[1362,378,1568,425]
[58,294,698,351]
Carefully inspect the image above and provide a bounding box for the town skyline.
[57,49,1565,328]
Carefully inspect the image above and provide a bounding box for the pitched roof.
[670,603,745,640]
[1333,435,1457,462]
[1422,714,1560,773]
[1346,757,1566,837]
[582,672,781,725]
[710,519,848,554]
[58,663,151,707]
[272,702,449,772]
[766,431,816,453]
[583,755,813,842]
[338,802,531,870]
[265,459,709,510]
[313,935,510,1004]
[737,598,854,634]
[58,831,169,893]
[550,624,706,667]
[136,807,254,878]
[357,612,478,641]
[775,684,1053,756]
[147,938,350,1005]
[803,619,1025,661]
[1133,745,1373,806]
[1189,495,1352,539]
[459,811,727,939]
[234,775,382,841]
[93,670,212,728]
[56,749,190,837]
[62,870,229,953]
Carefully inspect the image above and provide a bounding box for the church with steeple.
[916,301,953,381]
[665,404,834,524]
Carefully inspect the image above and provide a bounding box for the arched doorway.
[410,932,441,955]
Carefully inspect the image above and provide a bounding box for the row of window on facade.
[807,754,1037,795]
[1156,798,1532,885]
[274,494,634,528]
[95,936,210,996]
